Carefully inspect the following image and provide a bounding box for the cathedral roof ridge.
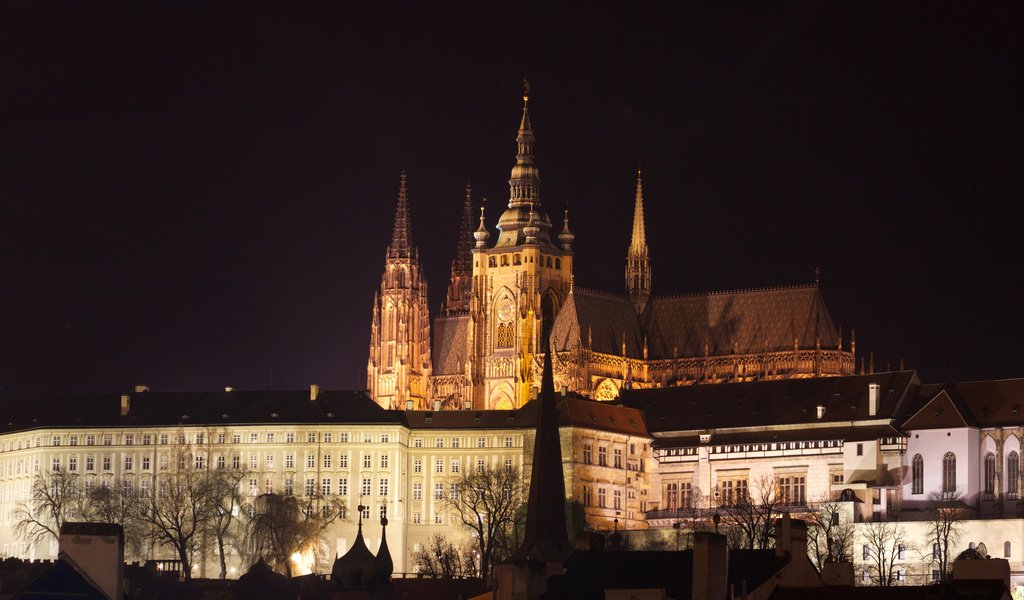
[571,285,630,300]
[654,282,818,300]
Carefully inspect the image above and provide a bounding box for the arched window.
[488,256,497,267]
[396,268,405,288]
[1005,541,1012,558]
[984,452,997,495]
[1008,451,1020,498]
[942,452,957,493]
[912,454,924,495]
[555,258,561,270]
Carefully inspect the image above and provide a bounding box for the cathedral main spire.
[626,165,652,313]
[388,170,414,259]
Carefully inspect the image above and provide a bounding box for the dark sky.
[2,3,1020,402]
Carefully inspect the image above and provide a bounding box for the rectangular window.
[339,432,349,443]
[380,454,389,469]
[414,438,423,448]
[232,455,241,469]
[306,453,316,468]
[449,483,459,500]
[70,435,78,446]
[51,457,60,471]
[413,482,423,500]
[505,436,514,448]
[583,444,592,464]
[434,513,443,524]
[380,433,389,443]
[285,453,294,469]
[451,459,460,473]
[583,485,592,506]
[195,455,205,469]
[102,456,111,471]
[362,432,373,443]
[598,447,608,467]
[436,437,444,448]
[87,435,96,446]
[413,513,421,524]
[614,489,622,509]
[379,477,389,496]
[477,459,485,473]
[265,479,273,494]
[125,434,134,446]
[103,434,112,446]
[414,458,423,473]
[505,458,513,472]
[286,432,295,443]
[265,454,275,469]
[856,443,863,456]
[897,544,906,560]
[305,477,316,496]
[323,432,332,443]
[362,478,372,496]
[307,432,317,443]
[478,437,486,448]
[598,488,607,508]
[323,454,332,469]
[195,433,204,445]
[215,433,224,444]
[338,478,348,496]
[614,448,623,469]
[86,456,95,471]
[339,453,349,468]
[434,483,444,500]
[362,454,372,469]
[436,459,444,473]
[232,434,240,444]
[249,455,258,469]
[68,457,77,471]
[322,478,331,496]
[863,545,870,560]
[266,433,275,443]
[125,456,133,470]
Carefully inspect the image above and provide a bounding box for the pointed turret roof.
[332,507,377,589]
[514,336,571,562]
[372,516,394,584]
[629,166,648,254]
[453,181,474,275]
[387,170,414,259]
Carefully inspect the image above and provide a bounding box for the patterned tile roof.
[431,314,470,375]
[904,378,1024,429]
[550,288,644,357]
[643,284,839,359]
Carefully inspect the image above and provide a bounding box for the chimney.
[60,522,124,600]
[310,384,320,401]
[868,383,879,416]
[692,531,728,600]
[433,399,442,411]
[119,395,130,417]
[774,514,808,562]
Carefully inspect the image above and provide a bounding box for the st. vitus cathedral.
[367,85,856,410]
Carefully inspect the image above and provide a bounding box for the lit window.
[324,433,333,443]
[414,459,422,473]
[912,454,924,495]
[339,453,348,468]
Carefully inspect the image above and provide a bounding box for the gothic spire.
[388,170,413,259]
[509,78,540,208]
[442,181,475,314]
[514,338,571,562]
[626,165,652,313]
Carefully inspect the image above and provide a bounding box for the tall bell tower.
[467,81,574,409]
[367,171,432,409]
[626,166,651,313]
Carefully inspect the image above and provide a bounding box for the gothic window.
[984,452,996,495]
[942,452,957,493]
[496,323,514,348]
[912,454,924,495]
[555,258,561,270]
[1008,451,1020,498]
[396,269,405,288]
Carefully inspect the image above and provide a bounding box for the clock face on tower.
[497,298,515,323]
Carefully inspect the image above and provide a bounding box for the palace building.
[367,85,856,411]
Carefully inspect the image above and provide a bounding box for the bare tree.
[720,475,782,550]
[243,492,345,577]
[861,520,911,586]
[412,534,476,578]
[204,465,247,579]
[132,433,216,579]
[443,464,525,580]
[806,493,856,569]
[13,468,84,548]
[84,478,146,559]
[926,490,965,583]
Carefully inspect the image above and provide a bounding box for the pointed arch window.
[1008,451,1020,498]
[984,452,997,496]
[942,452,957,493]
[912,454,924,495]
[496,323,514,348]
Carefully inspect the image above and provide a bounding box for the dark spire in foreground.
[388,170,414,259]
[514,334,571,562]
[372,516,393,584]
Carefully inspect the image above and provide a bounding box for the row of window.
[582,444,644,471]
[7,431,399,450]
[910,451,1022,496]
[484,254,562,269]
[581,485,625,510]
[38,450,398,474]
[661,476,808,509]
[412,436,515,449]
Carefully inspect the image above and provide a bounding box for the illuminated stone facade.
[369,86,856,411]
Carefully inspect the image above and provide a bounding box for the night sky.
[2,3,1020,403]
